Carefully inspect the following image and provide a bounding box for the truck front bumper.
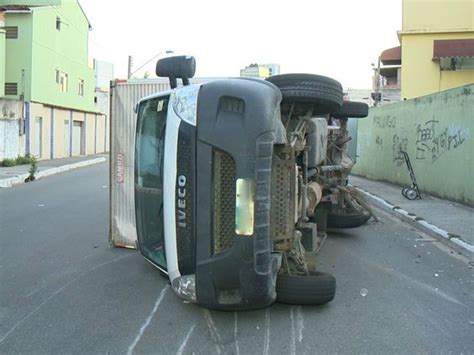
[190,78,283,310]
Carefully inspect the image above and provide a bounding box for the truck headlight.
[235,178,255,236]
[172,85,200,125]
[171,274,197,303]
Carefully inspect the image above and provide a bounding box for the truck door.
[134,96,169,271]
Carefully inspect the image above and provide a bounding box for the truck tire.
[276,271,336,305]
[331,101,369,118]
[327,209,371,228]
[266,74,343,112]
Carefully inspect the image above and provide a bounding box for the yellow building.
[399,0,474,99]
[240,64,271,78]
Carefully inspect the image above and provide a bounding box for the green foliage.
[25,156,38,183]
[16,155,36,165]
[0,158,16,167]
[0,155,36,167]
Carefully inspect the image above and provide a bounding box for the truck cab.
[134,56,346,310]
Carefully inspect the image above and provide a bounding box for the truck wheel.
[266,74,343,112]
[327,210,371,229]
[327,211,371,228]
[276,271,336,305]
[331,101,369,118]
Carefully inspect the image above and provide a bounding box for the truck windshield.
[135,96,169,270]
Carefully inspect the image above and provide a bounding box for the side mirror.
[156,55,196,88]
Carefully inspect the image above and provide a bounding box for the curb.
[354,186,474,259]
[0,157,107,188]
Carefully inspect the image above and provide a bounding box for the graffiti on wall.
[415,119,466,162]
[392,134,408,166]
[373,115,396,129]
[375,135,383,149]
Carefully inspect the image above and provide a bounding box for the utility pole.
[371,58,382,107]
[127,55,133,79]
[375,57,381,106]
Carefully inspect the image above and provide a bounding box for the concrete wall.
[0,98,24,160]
[402,0,473,33]
[30,102,51,159]
[0,99,108,161]
[3,12,33,101]
[0,119,21,160]
[0,29,5,97]
[352,84,474,206]
[96,113,107,153]
[30,2,95,112]
[85,112,95,155]
[53,107,69,159]
[3,2,95,111]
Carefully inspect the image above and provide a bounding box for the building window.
[78,79,84,96]
[56,71,68,92]
[439,57,474,71]
[4,83,18,95]
[3,26,18,39]
[56,17,61,31]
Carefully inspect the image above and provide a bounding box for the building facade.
[399,0,474,99]
[0,0,108,161]
[240,63,280,78]
[374,46,402,105]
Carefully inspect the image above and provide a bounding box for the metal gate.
[72,121,83,156]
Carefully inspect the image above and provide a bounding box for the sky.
[80,0,402,89]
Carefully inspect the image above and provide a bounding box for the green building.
[0,0,108,160]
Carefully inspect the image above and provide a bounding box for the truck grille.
[213,150,236,254]
[270,158,296,240]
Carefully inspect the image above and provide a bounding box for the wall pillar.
[25,102,30,156]
[94,113,97,154]
[69,110,73,157]
[50,107,54,159]
[83,112,87,155]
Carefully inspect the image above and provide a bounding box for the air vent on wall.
[5,83,18,95]
[3,26,18,39]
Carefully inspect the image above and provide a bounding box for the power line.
[129,50,174,77]
[45,0,105,50]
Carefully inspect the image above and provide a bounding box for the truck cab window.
[135,96,169,270]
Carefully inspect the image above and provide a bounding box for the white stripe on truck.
[164,102,182,282]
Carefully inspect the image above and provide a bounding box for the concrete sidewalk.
[350,175,474,258]
[0,154,108,188]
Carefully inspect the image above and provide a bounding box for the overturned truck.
[133,56,370,310]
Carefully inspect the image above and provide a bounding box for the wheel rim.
[406,188,418,200]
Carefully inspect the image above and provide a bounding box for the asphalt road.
[1,162,473,354]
